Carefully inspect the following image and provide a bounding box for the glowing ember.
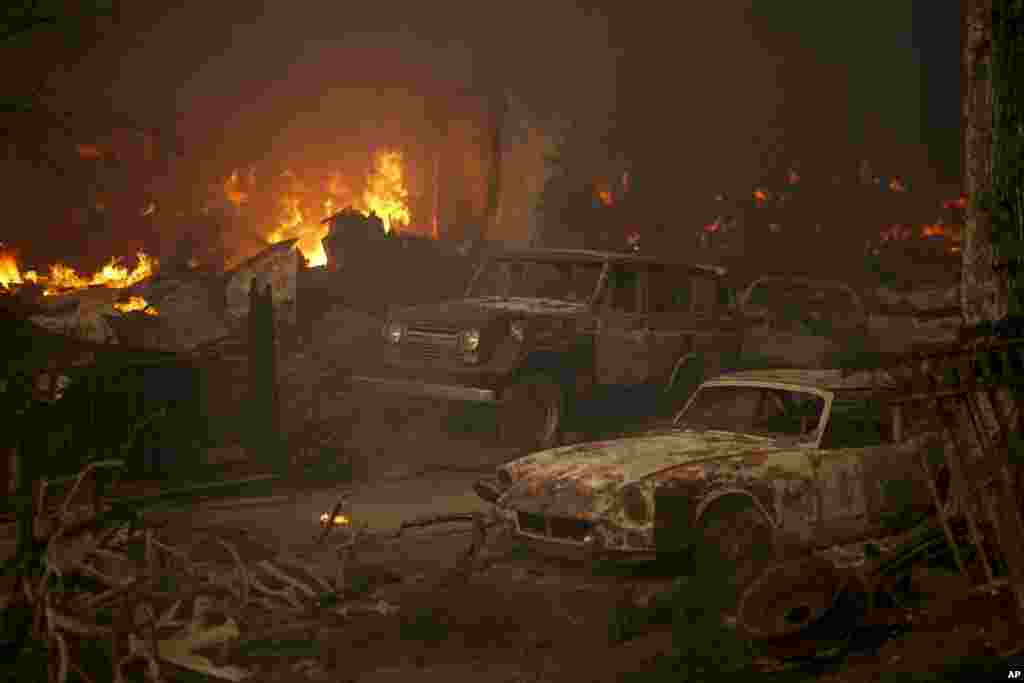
[753,189,769,202]
[114,296,158,316]
[0,244,23,290]
[320,511,351,527]
[224,170,249,206]
[76,143,103,160]
[362,150,411,234]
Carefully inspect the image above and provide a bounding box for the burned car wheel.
[737,556,846,640]
[696,498,775,593]
[498,374,564,451]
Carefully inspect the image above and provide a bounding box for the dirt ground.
[7,307,1020,682]
[160,389,1023,683]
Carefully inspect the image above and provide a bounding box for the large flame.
[240,148,414,268]
[263,193,330,267]
[362,150,411,234]
[43,252,157,295]
[1,246,159,309]
[0,251,157,296]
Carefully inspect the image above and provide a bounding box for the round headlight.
[460,328,481,352]
[509,320,526,342]
[622,485,651,524]
[384,321,404,344]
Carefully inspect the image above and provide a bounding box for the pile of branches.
[1,461,368,682]
[1,460,497,682]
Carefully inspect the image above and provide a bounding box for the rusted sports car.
[474,368,934,581]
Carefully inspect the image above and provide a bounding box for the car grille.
[401,324,459,362]
[517,511,593,543]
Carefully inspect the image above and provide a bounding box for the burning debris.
[0,245,158,299]
[113,295,158,316]
[320,510,352,528]
[224,148,416,269]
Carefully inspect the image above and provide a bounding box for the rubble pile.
[0,459,499,682]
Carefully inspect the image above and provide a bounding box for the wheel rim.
[737,558,843,640]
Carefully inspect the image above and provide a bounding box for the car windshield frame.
[465,258,608,304]
[740,278,863,316]
[673,380,834,448]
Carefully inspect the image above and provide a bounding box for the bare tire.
[499,374,564,451]
[737,556,846,640]
[696,498,775,593]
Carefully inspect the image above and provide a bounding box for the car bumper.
[478,492,658,562]
[350,374,497,402]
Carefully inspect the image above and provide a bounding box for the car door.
[646,265,696,382]
[595,264,650,385]
[689,273,745,368]
[812,395,920,544]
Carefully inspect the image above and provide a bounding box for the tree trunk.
[961,0,1004,325]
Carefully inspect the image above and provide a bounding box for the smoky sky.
[745,0,959,186]
[2,0,958,266]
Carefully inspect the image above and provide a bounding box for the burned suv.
[352,248,744,449]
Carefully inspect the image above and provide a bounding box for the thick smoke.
[0,0,941,270]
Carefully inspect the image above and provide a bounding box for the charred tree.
[962,0,1002,325]
[962,0,1024,329]
[988,1,1024,318]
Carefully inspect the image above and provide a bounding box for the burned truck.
[351,247,746,450]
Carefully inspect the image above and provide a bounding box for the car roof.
[707,368,896,393]
[486,247,727,276]
[745,276,858,292]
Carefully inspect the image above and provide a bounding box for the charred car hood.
[497,429,796,519]
[391,297,589,326]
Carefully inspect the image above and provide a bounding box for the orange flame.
[114,296,158,316]
[250,148,414,267]
[42,252,157,296]
[224,170,249,206]
[0,244,23,290]
[320,511,351,527]
[1,246,158,298]
[753,189,769,202]
[75,143,104,160]
[362,150,411,234]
